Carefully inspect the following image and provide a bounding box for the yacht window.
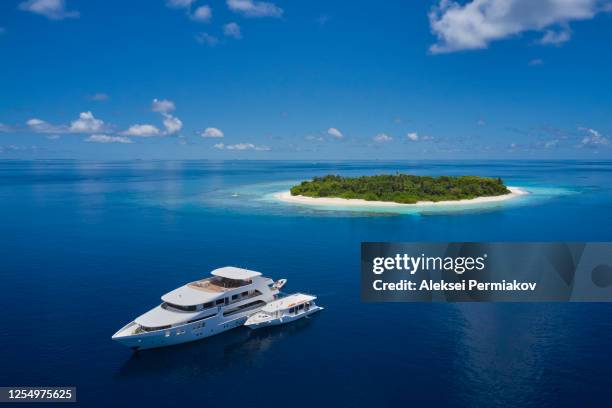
[140,324,171,332]
[241,291,249,297]
[232,294,239,301]
[162,302,197,312]
[289,307,295,314]
[202,302,214,309]
[223,300,266,317]
[215,298,225,305]
[187,313,216,324]
[298,304,304,310]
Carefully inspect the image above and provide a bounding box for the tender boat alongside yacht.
[112,266,286,350]
[244,293,323,329]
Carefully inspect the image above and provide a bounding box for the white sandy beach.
[274,186,528,208]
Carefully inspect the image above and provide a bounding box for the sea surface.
[1,160,612,407]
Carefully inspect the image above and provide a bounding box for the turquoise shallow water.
[1,160,612,407]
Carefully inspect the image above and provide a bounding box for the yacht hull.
[114,309,256,350]
[245,306,322,330]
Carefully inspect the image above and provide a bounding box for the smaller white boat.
[245,293,323,329]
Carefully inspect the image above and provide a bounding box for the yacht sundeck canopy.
[211,266,262,280]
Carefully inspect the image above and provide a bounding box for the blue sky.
[1,0,611,159]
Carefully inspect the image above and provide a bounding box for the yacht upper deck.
[161,266,266,306]
[188,267,262,292]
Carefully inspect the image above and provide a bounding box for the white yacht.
[244,293,323,329]
[112,266,286,350]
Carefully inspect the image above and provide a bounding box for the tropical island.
[275,174,527,207]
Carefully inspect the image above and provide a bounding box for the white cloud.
[149,99,182,134]
[19,0,79,20]
[26,118,64,133]
[327,127,343,139]
[192,5,212,22]
[201,127,224,138]
[215,142,270,151]
[373,133,392,142]
[162,114,182,134]
[529,58,544,65]
[543,139,559,148]
[69,111,104,133]
[122,124,161,137]
[0,123,11,132]
[27,112,104,134]
[407,132,419,141]
[195,32,219,46]
[88,92,109,101]
[428,0,607,54]
[86,134,133,144]
[151,98,175,114]
[47,134,61,140]
[166,0,196,8]
[226,0,283,18]
[538,24,572,45]
[580,128,609,147]
[223,22,242,39]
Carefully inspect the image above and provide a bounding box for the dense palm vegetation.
[290,174,510,204]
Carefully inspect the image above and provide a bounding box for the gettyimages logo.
[372,253,487,275]
[362,242,612,302]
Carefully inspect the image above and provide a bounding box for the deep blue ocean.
[1,160,612,407]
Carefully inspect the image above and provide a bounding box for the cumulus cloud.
[162,115,183,134]
[406,132,434,142]
[327,127,343,139]
[153,98,182,134]
[26,112,105,134]
[580,128,609,147]
[195,32,219,46]
[537,24,572,45]
[192,5,212,22]
[123,98,182,136]
[26,118,64,134]
[201,127,224,138]
[19,0,79,20]
[85,134,133,144]
[151,98,175,114]
[373,133,392,142]
[428,0,608,54]
[166,0,196,8]
[69,111,104,133]
[223,22,242,39]
[214,142,270,151]
[122,124,161,137]
[226,0,283,18]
